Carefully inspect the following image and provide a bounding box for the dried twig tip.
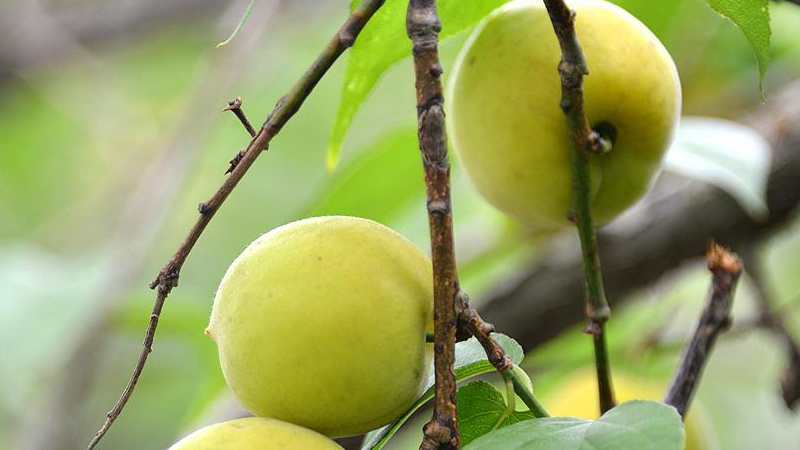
[223,96,243,112]
[707,243,743,275]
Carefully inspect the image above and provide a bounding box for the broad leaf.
[360,333,524,450]
[458,381,536,446]
[704,0,771,90]
[463,400,685,450]
[664,116,772,221]
[328,0,511,169]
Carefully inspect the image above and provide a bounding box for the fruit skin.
[448,0,681,229]
[207,216,433,437]
[166,417,344,450]
[544,369,716,450]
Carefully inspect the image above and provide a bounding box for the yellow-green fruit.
[166,417,344,450]
[544,370,716,450]
[207,216,433,437]
[448,0,681,229]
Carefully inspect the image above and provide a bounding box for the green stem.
[569,143,615,414]
[543,0,615,415]
[504,365,549,418]
[492,372,517,431]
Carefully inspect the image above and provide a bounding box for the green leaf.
[463,400,685,450]
[704,0,771,90]
[458,381,536,446]
[327,0,511,169]
[360,333,524,450]
[216,0,260,48]
[306,127,423,223]
[664,116,772,221]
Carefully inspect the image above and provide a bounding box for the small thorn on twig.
[225,150,246,174]
[224,96,257,137]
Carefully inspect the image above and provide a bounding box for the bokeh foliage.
[1,1,800,449]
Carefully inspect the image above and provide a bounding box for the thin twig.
[664,244,743,417]
[86,1,386,448]
[406,0,459,448]
[224,96,257,137]
[542,0,615,413]
[223,97,257,174]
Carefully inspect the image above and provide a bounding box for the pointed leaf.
[327,0,511,169]
[704,0,771,91]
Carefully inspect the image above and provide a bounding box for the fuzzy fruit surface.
[166,417,344,450]
[545,369,717,450]
[207,216,433,437]
[448,0,681,229]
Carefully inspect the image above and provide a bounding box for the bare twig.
[224,96,257,137]
[542,0,615,413]
[86,1,386,448]
[223,96,257,174]
[406,0,460,448]
[664,244,743,417]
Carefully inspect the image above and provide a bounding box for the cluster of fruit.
[166,0,683,448]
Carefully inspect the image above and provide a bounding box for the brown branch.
[86,1,386,448]
[406,0,459,448]
[542,0,614,413]
[664,244,743,417]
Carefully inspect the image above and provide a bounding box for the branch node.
[423,421,452,444]
[225,149,246,174]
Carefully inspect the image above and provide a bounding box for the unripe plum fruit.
[207,216,433,437]
[448,0,681,229]
[166,417,344,450]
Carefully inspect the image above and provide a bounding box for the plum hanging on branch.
[447,0,681,414]
[86,1,387,448]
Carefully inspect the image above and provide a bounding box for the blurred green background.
[1,0,800,449]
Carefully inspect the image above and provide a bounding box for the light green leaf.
[704,0,771,90]
[463,400,685,450]
[664,116,772,221]
[306,127,423,223]
[458,381,536,446]
[360,333,524,450]
[327,0,511,169]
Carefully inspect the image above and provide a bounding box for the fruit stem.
[506,365,549,418]
[542,0,616,414]
[85,1,387,449]
[492,373,516,431]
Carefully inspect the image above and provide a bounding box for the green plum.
[448,0,681,229]
[166,417,344,450]
[207,216,433,437]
